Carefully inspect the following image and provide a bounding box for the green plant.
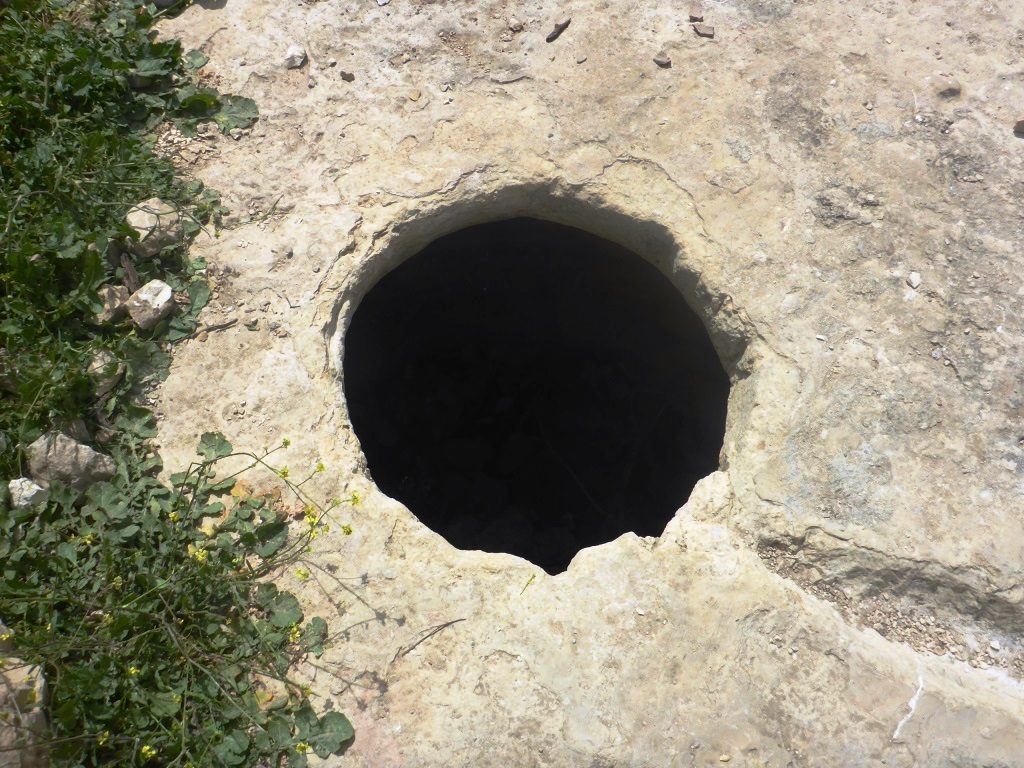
[1,1,353,765]
[1,429,354,766]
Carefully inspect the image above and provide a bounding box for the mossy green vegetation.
[1,2,352,764]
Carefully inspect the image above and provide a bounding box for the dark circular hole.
[344,218,730,573]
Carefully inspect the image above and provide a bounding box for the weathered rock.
[126,279,174,330]
[27,432,115,491]
[653,51,671,68]
[0,646,47,768]
[284,44,307,69]
[125,197,183,259]
[508,17,524,33]
[1014,118,1024,138]
[689,3,705,22]
[7,478,48,509]
[88,350,124,397]
[152,2,1024,763]
[907,271,923,289]
[693,22,715,38]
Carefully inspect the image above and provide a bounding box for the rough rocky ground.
[154,0,1024,765]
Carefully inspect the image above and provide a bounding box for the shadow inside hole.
[344,218,730,574]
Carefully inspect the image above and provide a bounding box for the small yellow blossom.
[0,632,12,642]
[127,665,140,677]
[277,467,289,479]
[295,567,310,582]
[168,511,180,523]
[288,624,302,644]
[350,491,361,506]
[189,547,208,564]
[45,622,52,633]
[101,613,113,626]
[341,524,353,536]
[140,744,157,761]
[281,437,291,448]
[295,742,311,754]
[303,506,317,526]
[314,461,326,473]
[97,731,109,746]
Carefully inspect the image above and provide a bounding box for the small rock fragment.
[340,70,356,82]
[93,284,130,324]
[935,75,962,99]
[8,478,48,509]
[693,23,715,38]
[88,351,124,397]
[689,2,704,21]
[719,756,731,764]
[1014,119,1024,138]
[27,432,115,491]
[576,55,587,64]
[653,51,672,68]
[546,17,571,43]
[508,17,524,32]
[408,88,422,101]
[907,271,922,289]
[126,279,175,330]
[284,44,307,70]
[125,197,183,259]
[377,0,389,5]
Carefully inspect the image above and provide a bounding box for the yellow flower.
[140,744,157,761]
[97,730,110,746]
[314,461,326,473]
[0,632,12,642]
[342,524,353,536]
[303,506,317,526]
[295,567,310,582]
[277,467,289,479]
[188,545,208,564]
[127,665,140,677]
[288,624,302,643]
[295,742,311,754]
[350,491,361,506]
[168,511,180,523]
[281,437,291,448]
[45,622,52,633]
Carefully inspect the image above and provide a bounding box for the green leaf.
[212,95,259,133]
[197,431,232,460]
[311,711,354,758]
[302,617,327,657]
[268,592,302,628]
[184,49,209,71]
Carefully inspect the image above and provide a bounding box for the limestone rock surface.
[152,0,1024,764]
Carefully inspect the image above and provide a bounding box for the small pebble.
[719,756,731,764]
[284,44,307,70]
[653,51,672,68]
[693,23,715,38]
[907,271,922,289]
[408,88,421,101]
[508,17,524,32]
[340,71,355,82]
[576,55,587,64]
[990,640,1001,651]
[1014,119,1024,138]
[546,17,571,43]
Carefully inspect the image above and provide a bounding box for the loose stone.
[125,197,183,259]
[653,51,672,68]
[693,23,715,38]
[907,271,922,289]
[93,284,130,324]
[1014,119,1024,137]
[546,17,571,43]
[508,17,524,33]
[689,3,704,21]
[27,432,116,491]
[8,478,48,509]
[284,44,307,70]
[935,75,962,99]
[127,279,175,330]
[340,71,356,82]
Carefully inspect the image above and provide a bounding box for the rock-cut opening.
[343,218,730,574]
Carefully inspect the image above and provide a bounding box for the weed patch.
[0,1,352,764]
